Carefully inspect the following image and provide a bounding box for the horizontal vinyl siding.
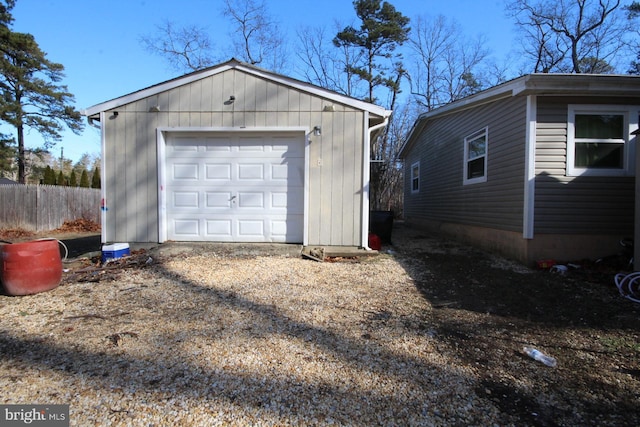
[534,97,636,234]
[404,96,527,232]
[103,69,365,245]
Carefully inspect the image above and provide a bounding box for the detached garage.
[82,59,391,248]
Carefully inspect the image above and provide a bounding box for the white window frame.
[410,161,420,193]
[567,105,637,177]
[463,127,488,185]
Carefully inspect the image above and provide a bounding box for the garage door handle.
[229,195,237,202]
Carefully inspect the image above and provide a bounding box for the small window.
[464,127,488,185]
[410,161,420,193]
[567,105,634,176]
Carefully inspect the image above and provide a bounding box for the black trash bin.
[370,210,394,244]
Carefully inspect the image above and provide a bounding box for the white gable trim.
[84,63,234,116]
[82,60,391,119]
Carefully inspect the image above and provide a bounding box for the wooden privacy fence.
[0,185,100,231]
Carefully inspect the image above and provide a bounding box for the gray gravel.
[1,234,543,426]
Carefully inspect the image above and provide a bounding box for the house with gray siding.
[82,59,391,249]
[399,74,640,267]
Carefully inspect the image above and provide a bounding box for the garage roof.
[82,58,392,122]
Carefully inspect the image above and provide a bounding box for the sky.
[6,0,514,163]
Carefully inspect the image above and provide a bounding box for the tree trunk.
[17,123,25,184]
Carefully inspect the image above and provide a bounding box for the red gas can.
[0,239,62,296]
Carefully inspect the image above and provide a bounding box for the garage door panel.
[271,216,303,241]
[173,191,199,208]
[205,141,231,152]
[238,163,264,180]
[271,220,288,238]
[173,219,200,237]
[173,163,199,180]
[272,144,291,154]
[238,192,264,208]
[271,192,288,208]
[205,163,231,180]
[238,220,264,237]
[167,133,304,242]
[272,191,303,212]
[170,139,199,152]
[238,143,264,152]
[206,219,232,237]
[206,192,232,208]
[271,164,289,180]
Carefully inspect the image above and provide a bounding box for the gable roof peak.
[82,58,391,119]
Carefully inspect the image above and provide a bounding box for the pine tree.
[333,0,410,104]
[91,166,101,189]
[56,170,64,186]
[79,169,90,188]
[0,2,83,183]
[627,2,640,74]
[0,132,15,177]
[43,165,55,184]
[69,169,77,186]
[333,0,410,210]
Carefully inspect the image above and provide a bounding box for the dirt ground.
[1,222,639,425]
[389,223,640,426]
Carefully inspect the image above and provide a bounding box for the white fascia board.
[404,73,640,126]
[82,64,236,117]
[418,81,523,121]
[81,60,391,119]
[398,78,524,158]
[514,73,640,96]
[232,64,392,118]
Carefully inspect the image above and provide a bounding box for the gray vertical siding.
[534,97,635,234]
[102,69,366,246]
[404,96,528,232]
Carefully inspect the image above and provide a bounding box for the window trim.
[567,104,636,177]
[410,161,420,193]
[463,127,488,185]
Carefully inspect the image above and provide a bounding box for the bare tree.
[140,1,286,73]
[523,12,570,72]
[407,14,490,110]
[222,0,288,72]
[140,20,217,72]
[507,0,633,73]
[296,23,366,99]
[373,99,418,213]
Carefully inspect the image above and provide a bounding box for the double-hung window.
[410,161,420,193]
[463,127,488,185]
[567,105,636,176]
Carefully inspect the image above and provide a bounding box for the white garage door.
[165,133,304,242]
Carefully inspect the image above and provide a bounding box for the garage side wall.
[102,69,365,246]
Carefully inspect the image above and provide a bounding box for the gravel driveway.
[1,225,638,426]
